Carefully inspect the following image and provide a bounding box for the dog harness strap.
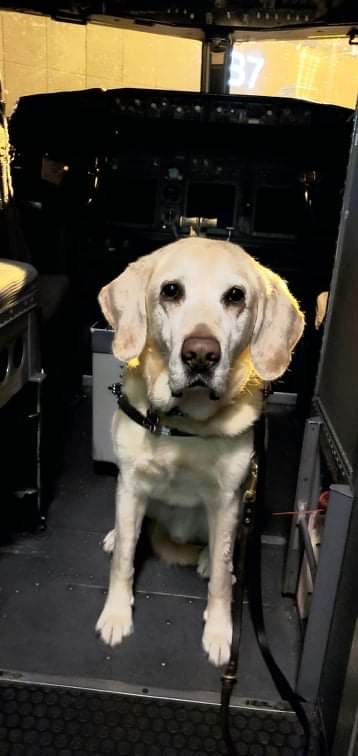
[109,383,197,438]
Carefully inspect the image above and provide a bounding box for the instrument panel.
[11,87,351,260]
[99,149,310,242]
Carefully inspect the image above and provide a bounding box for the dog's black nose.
[181,336,221,371]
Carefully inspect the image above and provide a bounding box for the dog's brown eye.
[160,282,184,301]
[223,287,245,306]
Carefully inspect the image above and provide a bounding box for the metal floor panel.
[0,563,299,698]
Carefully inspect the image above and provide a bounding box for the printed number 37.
[229,52,265,90]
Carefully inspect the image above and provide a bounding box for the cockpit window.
[229,37,358,109]
[0,11,202,115]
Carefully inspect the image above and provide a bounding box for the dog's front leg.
[202,502,238,666]
[96,480,146,647]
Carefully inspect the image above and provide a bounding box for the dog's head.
[99,238,304,419]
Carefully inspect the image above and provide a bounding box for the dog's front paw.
[96,600,133,646]
[202,605,232,667]
[102,529,116,554]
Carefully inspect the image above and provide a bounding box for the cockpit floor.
[0,394,301,704]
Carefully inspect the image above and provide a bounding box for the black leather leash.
[221,412,312,756]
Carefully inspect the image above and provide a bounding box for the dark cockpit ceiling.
[0,0,357,38]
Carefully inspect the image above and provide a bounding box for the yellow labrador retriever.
[96,237,304,666]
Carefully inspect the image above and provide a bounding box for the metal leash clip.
[109,382,123,399]
[145,409,162,434]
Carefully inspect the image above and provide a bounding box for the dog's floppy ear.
[98,257,151,362]
[250,267,305,381]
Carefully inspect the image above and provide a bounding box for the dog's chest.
[137,450,214,506]
[120,429,252,508]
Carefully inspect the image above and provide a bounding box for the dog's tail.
[149,522,202,566]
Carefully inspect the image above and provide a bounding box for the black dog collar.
[109,383,197,438]
[109,380,271,440]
